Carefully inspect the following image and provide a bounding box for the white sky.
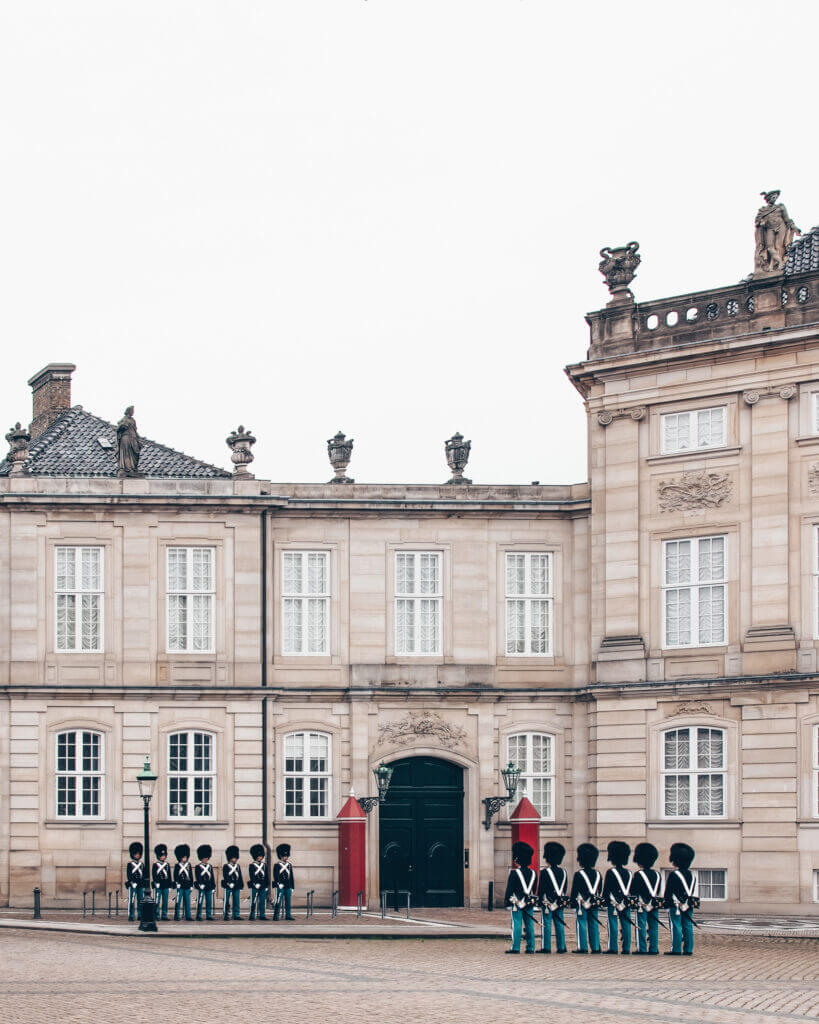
[2,1,818,485]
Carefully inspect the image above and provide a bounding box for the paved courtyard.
[0,929,817,1024]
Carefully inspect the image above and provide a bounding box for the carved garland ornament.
[668,700,715,718]
[657,471,732,513]
[809,463,819,496]
[378,710,467,749]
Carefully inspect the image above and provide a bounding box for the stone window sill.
[645,445,741,465]
[794,436,819,447]
[496,820,569,831]
[44,819,117,829]
[156,820,230,829]
[646,819,741,829]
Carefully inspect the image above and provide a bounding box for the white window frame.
[505,552,553,656]
[166,546,215,654]
[813,724,819,817]
[661,726,726,819]
[813,529,819,641]
[283,731,331,820]
[813,393,819,435]
[506,732,556,820]
[662,535,727,649]
[281,550,330,655]
[394,551,442,656]
[695,868,727,901]
[167,730,216,820]
[660,406,727,454]
[814,870,819,903]
[55,729,104,819]
[55,546,104,653]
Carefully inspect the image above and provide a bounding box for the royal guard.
[570,843,603,954]
[273,843,295,921]
[248,844,269,921]
[538,841,568,954]
[665,842,698,956]
[632,842,664,955]
[173,843,193,921]
[126,841,145,922]
[603,840,635,954]
[222,845,243,920]
[504,840,538,954]
[194,844,216,921]
[152,843,173,921]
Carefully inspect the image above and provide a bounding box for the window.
[56,730,104,818]
[813,725,819,816]
[167,547,215,653]
[395,551,442,655]
[282,551,330,655]
[814,870,819,903]
[814,394,819,435]
[167,731,215,818]
[507,733,555,819]
[661,726,725,817]
[696,868,726,900]
[663,536,727,648]
[661,407,726,453]
[505,553,553,655]
[283,731,331,818]
[55,546,103,652]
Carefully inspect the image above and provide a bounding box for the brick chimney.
[28,363,76,439]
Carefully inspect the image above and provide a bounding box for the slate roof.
[785,226,819,276]
[0,406,232,478]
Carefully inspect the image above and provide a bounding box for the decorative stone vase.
[225,425,256,477]
[327,431,354,483]
[5,422,30,476]
[445,432,471,484]
[598,241,641,304]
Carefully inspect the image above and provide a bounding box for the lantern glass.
[136,756,158,801]
[373,762,394,800]
[500,761,521,800]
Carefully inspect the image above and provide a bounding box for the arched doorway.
[378,756,464,907]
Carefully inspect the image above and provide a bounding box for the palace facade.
[2,202,819,912]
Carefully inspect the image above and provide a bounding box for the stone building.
[2,195,819,913]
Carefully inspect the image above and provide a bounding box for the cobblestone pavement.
[1,929,817,1024]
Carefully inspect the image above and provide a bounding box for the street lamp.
[136,756,158,931]
[357,762,395,814]
[482,761,522,830]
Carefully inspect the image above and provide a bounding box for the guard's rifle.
[510,892,539,934]
[609,891,638,929]
[274,883,285,920]
[195,884,204,918]
[639,894,669,930]
[672,893,702,930]
[577,891,607,941]
[541,891,570,930]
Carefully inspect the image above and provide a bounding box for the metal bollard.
[356,890,363,918]
[91,890,96,917]
[108,892,112,918]
[331,890,338,919]
[82,891,87,918]
[381,891,387,919]
[406,891,411,920]
[115,889,120,917]
[305,890,314,919]
[33,887,41,920]
[488,881,494,911]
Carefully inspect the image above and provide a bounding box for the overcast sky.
[2,1,817,485]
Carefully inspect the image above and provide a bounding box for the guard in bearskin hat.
[273,843,295,920]
[603,840,634,954]
[569,843,602,954]
[503,840,537,954]
[152,843,173,921]
[665,842,697,955]
[248,844,269,921]
[632,842,663,955]
[173,843,193,921]
[538,842,568,954]
[222,844,243,920]
[126,841,145,922]
[194,844,216,921]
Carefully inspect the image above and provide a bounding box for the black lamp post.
[357,762,395,814]
[136,756,158,932]
[482,761,522,830]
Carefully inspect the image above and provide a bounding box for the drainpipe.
[260,511,270,870]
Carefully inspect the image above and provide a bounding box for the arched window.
[283,731,331,818]
[507,733,555,819]
[56,730,104,818]
[661,726,725,818]
[167,731,215,818]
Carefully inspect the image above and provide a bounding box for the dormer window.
[661,407,726,454]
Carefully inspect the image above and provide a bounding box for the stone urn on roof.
[598,241,641,305]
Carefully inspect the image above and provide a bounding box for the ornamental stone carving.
[754,190,800,276]
[378,710,467,749]
[598,241,641,305]
[668,700,715,718]
[116,406,142,478]
[808,463,819,496]
[742,383,796,405]
[5,422,30,476]
[327,431,354,483]
[226,425,256,477]
[444,432,472,484]
[658,471,732,513]
[597,406,646,427]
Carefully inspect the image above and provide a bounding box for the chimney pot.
[28,363,76,439]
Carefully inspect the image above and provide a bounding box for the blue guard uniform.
[273,844,295,921]
[570,843,603,954]
[173,844,193,921]
[603,841,634,954]
[248,843,269,921]
[194,844,216,921]
[632,842,663,955]
[665,842,698,956]
[538,841,568,954]
[222,845,244,920]
[504,840,538,954]
[151,844,173,921]
[126,841,145,922]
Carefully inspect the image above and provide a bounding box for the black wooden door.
[378,757,464,907]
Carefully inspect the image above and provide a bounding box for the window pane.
[169,776,188,817]
[419,598,439,653]
[307,598,328,654]
[285,776,302,817]
[81,732,100,773]
[697,773,724,816]
[167,548,187,591]
[309,732,329,773]
[665,588,691,646]
[697,728,724,770]
[699,537,725,583]
[698,585,725,644]
[194,732,212,773]
[506,600,525,654]
[530,777,552,819]
[192,548,213,592]
[665,540,692,586]
[283,598,303,654]
[57,775,75,816]
[285,732,304,773]
[56,547,76,591]
[283,551,302,596]
[170,733,188,773]
[81,547,101,591]
[531,734,551,774]
[58,731,76,773]
[506,554,525,596]
[81,775,100,817]
[193,776,212,817]
[420,553,439,595]
[664,774,690,816]
[395,553,414,595]
[307,552,327,595]
[191,594,213,651]
[530,554,550,596]
[508,735,527,772]
[81,594,100,651]
[168,594,187,651]
[56,594,76,650]
[309,776,328,817]
[530,599,549,654]
[395,598,414,653]
[663,729,690,770]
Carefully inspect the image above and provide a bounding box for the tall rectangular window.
[814,529,819,641]
[167,731,215,818]
[813,393,819,435]
[395,551,442,655]
[662,726,725,818]
[813,725,819,817]
[507,733,555,819]
[55,546,103,652]
[696,868,726,900]
[505,552,553,655]
[661,407,726,453]
[282,551,330,655]
[167,547,215,653]
[56,730,103,818]
[663,535,727,647]
[283,731,330,818]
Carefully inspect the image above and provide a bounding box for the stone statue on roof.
[116,406,142,477]
[755,190,800,275]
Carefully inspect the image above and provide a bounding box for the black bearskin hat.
[577,843,599,870]
[154,843,167,859]
[197,844,212,860]
[250,843,265,860]
[607,840,631,867]
[512,841,534,868]
[276,843,291,859]
[128,841,143,859]
[543,841,565,865]
[670,842,695,870]
[225,844,240,861]
[634,842,658,869]
[174,843,190,861]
